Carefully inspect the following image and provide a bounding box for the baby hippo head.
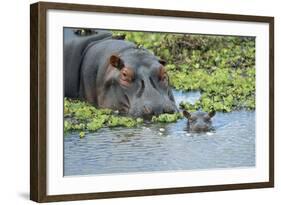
[183,110,216,132]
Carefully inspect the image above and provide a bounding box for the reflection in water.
[64,90,255,176]
[174,90,201,105]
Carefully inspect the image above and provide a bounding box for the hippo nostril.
[149,77,157,90]
[123,94,130,107]
[136,80,145,98]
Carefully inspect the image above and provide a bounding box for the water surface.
[64,90,255,176]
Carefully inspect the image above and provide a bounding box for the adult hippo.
[64,29,178,118]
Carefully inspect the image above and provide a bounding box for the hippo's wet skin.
[183,110,216,132]
[64,29,178,118]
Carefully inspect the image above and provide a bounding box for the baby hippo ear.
[208,110,216,118]
[110,55,124,70]
[183,110,191,119]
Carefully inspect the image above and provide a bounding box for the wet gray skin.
[183,110,216,132]
[64,29,178,118]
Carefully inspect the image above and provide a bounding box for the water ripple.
[64,91,255,176]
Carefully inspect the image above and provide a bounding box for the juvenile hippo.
[64,29,178,118]
[183,110,216,132]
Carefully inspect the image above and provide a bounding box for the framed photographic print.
[30,1,274,202]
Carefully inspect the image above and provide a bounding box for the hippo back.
[63,30,112,98]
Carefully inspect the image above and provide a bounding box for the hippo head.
[183,110,216,132]
[99,48,178,118]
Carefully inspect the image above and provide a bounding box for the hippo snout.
[142,103,177,118]
[130,101,178,118]
[190,123,210,132]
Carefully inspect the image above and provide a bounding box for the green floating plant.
[151,113,183,123]
[112,31,255,112]
[64,98,143,133]
[64,32,256,135]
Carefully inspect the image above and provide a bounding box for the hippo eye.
[121,70,127,78]
[119,67,134,86]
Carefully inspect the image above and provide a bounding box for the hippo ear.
[183,110,191,119]
[208,110,216,118]
[110,55,124,70]
[158,59,167,66]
